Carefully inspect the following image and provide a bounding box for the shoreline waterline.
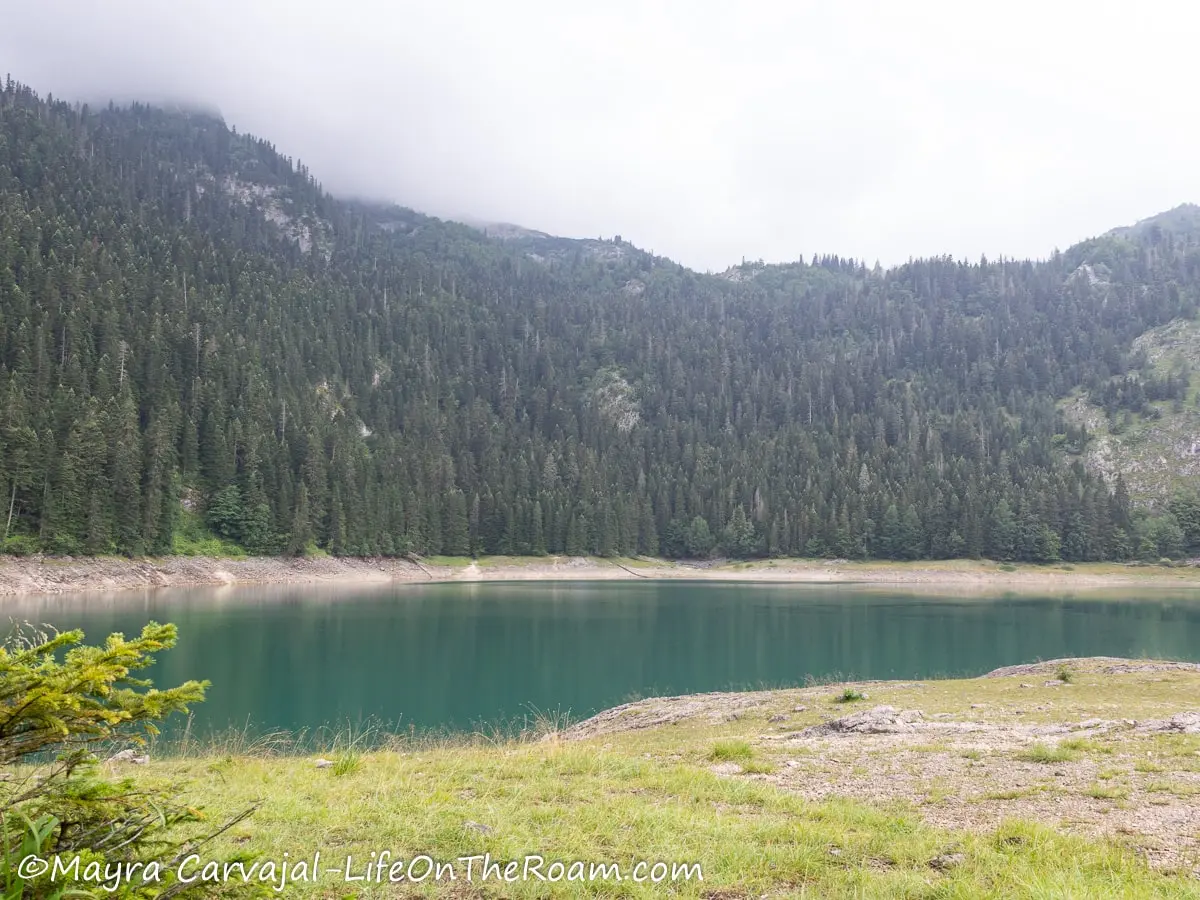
[5,553,1200,598]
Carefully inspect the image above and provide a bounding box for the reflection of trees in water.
[18,585,1200,736]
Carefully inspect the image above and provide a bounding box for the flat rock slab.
[787,706,990,739]
[985,657,1200,678]
[1136,711,1200,734]
[561,692,766,740]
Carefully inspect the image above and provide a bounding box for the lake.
[7,581,1200,735]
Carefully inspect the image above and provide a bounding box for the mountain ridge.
[4,76,1200,565]
[1106,203,1200,242]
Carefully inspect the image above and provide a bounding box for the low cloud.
[3,0,1196,270]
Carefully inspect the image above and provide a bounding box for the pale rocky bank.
[5,554,1200,597]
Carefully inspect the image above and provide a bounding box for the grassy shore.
[7,553,1200,597]
[109,661,1200,897]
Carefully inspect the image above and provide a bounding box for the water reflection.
[6,582,1200,733]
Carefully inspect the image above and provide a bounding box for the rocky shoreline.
[0,554,428,596]
[4,553,1200,597]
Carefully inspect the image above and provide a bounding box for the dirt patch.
[769,738,1200,872]
[769,709,1200,872]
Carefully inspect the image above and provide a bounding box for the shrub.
[0,534,39,557]
[0,622,250,898]
[172,508,247,558]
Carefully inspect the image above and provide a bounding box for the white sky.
[2,0,1195,270]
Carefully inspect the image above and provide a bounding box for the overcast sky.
[3,1,1196,271]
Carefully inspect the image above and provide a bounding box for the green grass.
[422,555,475,567]
[613,556,663,569]
[707,739,754,762]
[474,555,559,567]
[52,666,1200,897]
[331,751,363,776]
[982,787,1038,801]
[1145,780,1199,796]
[138,743,1200,899]
[834,688,867,703]
[1084,784,1128,801]
[1059,737,1112,755]
[740,759,776,775]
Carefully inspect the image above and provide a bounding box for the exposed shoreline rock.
[985,658,1200,678]
[6,554,1200,598]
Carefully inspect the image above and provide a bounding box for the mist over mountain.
[4,78,1200,562]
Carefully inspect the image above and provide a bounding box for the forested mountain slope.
[3,77,1200,562]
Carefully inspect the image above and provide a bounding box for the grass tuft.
[1059,737,1111,755]
[741,759,776,775]
[1084,784,1128,800]
[331,752,362,776]
[708,740,755,762]
[1017,742,1079,764]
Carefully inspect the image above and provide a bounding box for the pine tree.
[443,489,470,556]
[530,500,547,555]
[206,485,244,542]
[987,500,1017,561]
[899,506,924,560]
[288,483,313,555]
[685,516,715,558]
[109,391,144,555]
[638,497,659,556]
[722,505,756,558]
[880,504,901,559]
[565,512,586,557]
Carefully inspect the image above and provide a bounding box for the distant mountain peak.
[452,217,551,241]
[1107,203,1200,239]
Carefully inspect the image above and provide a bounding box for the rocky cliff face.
[1062,318,1200,503]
